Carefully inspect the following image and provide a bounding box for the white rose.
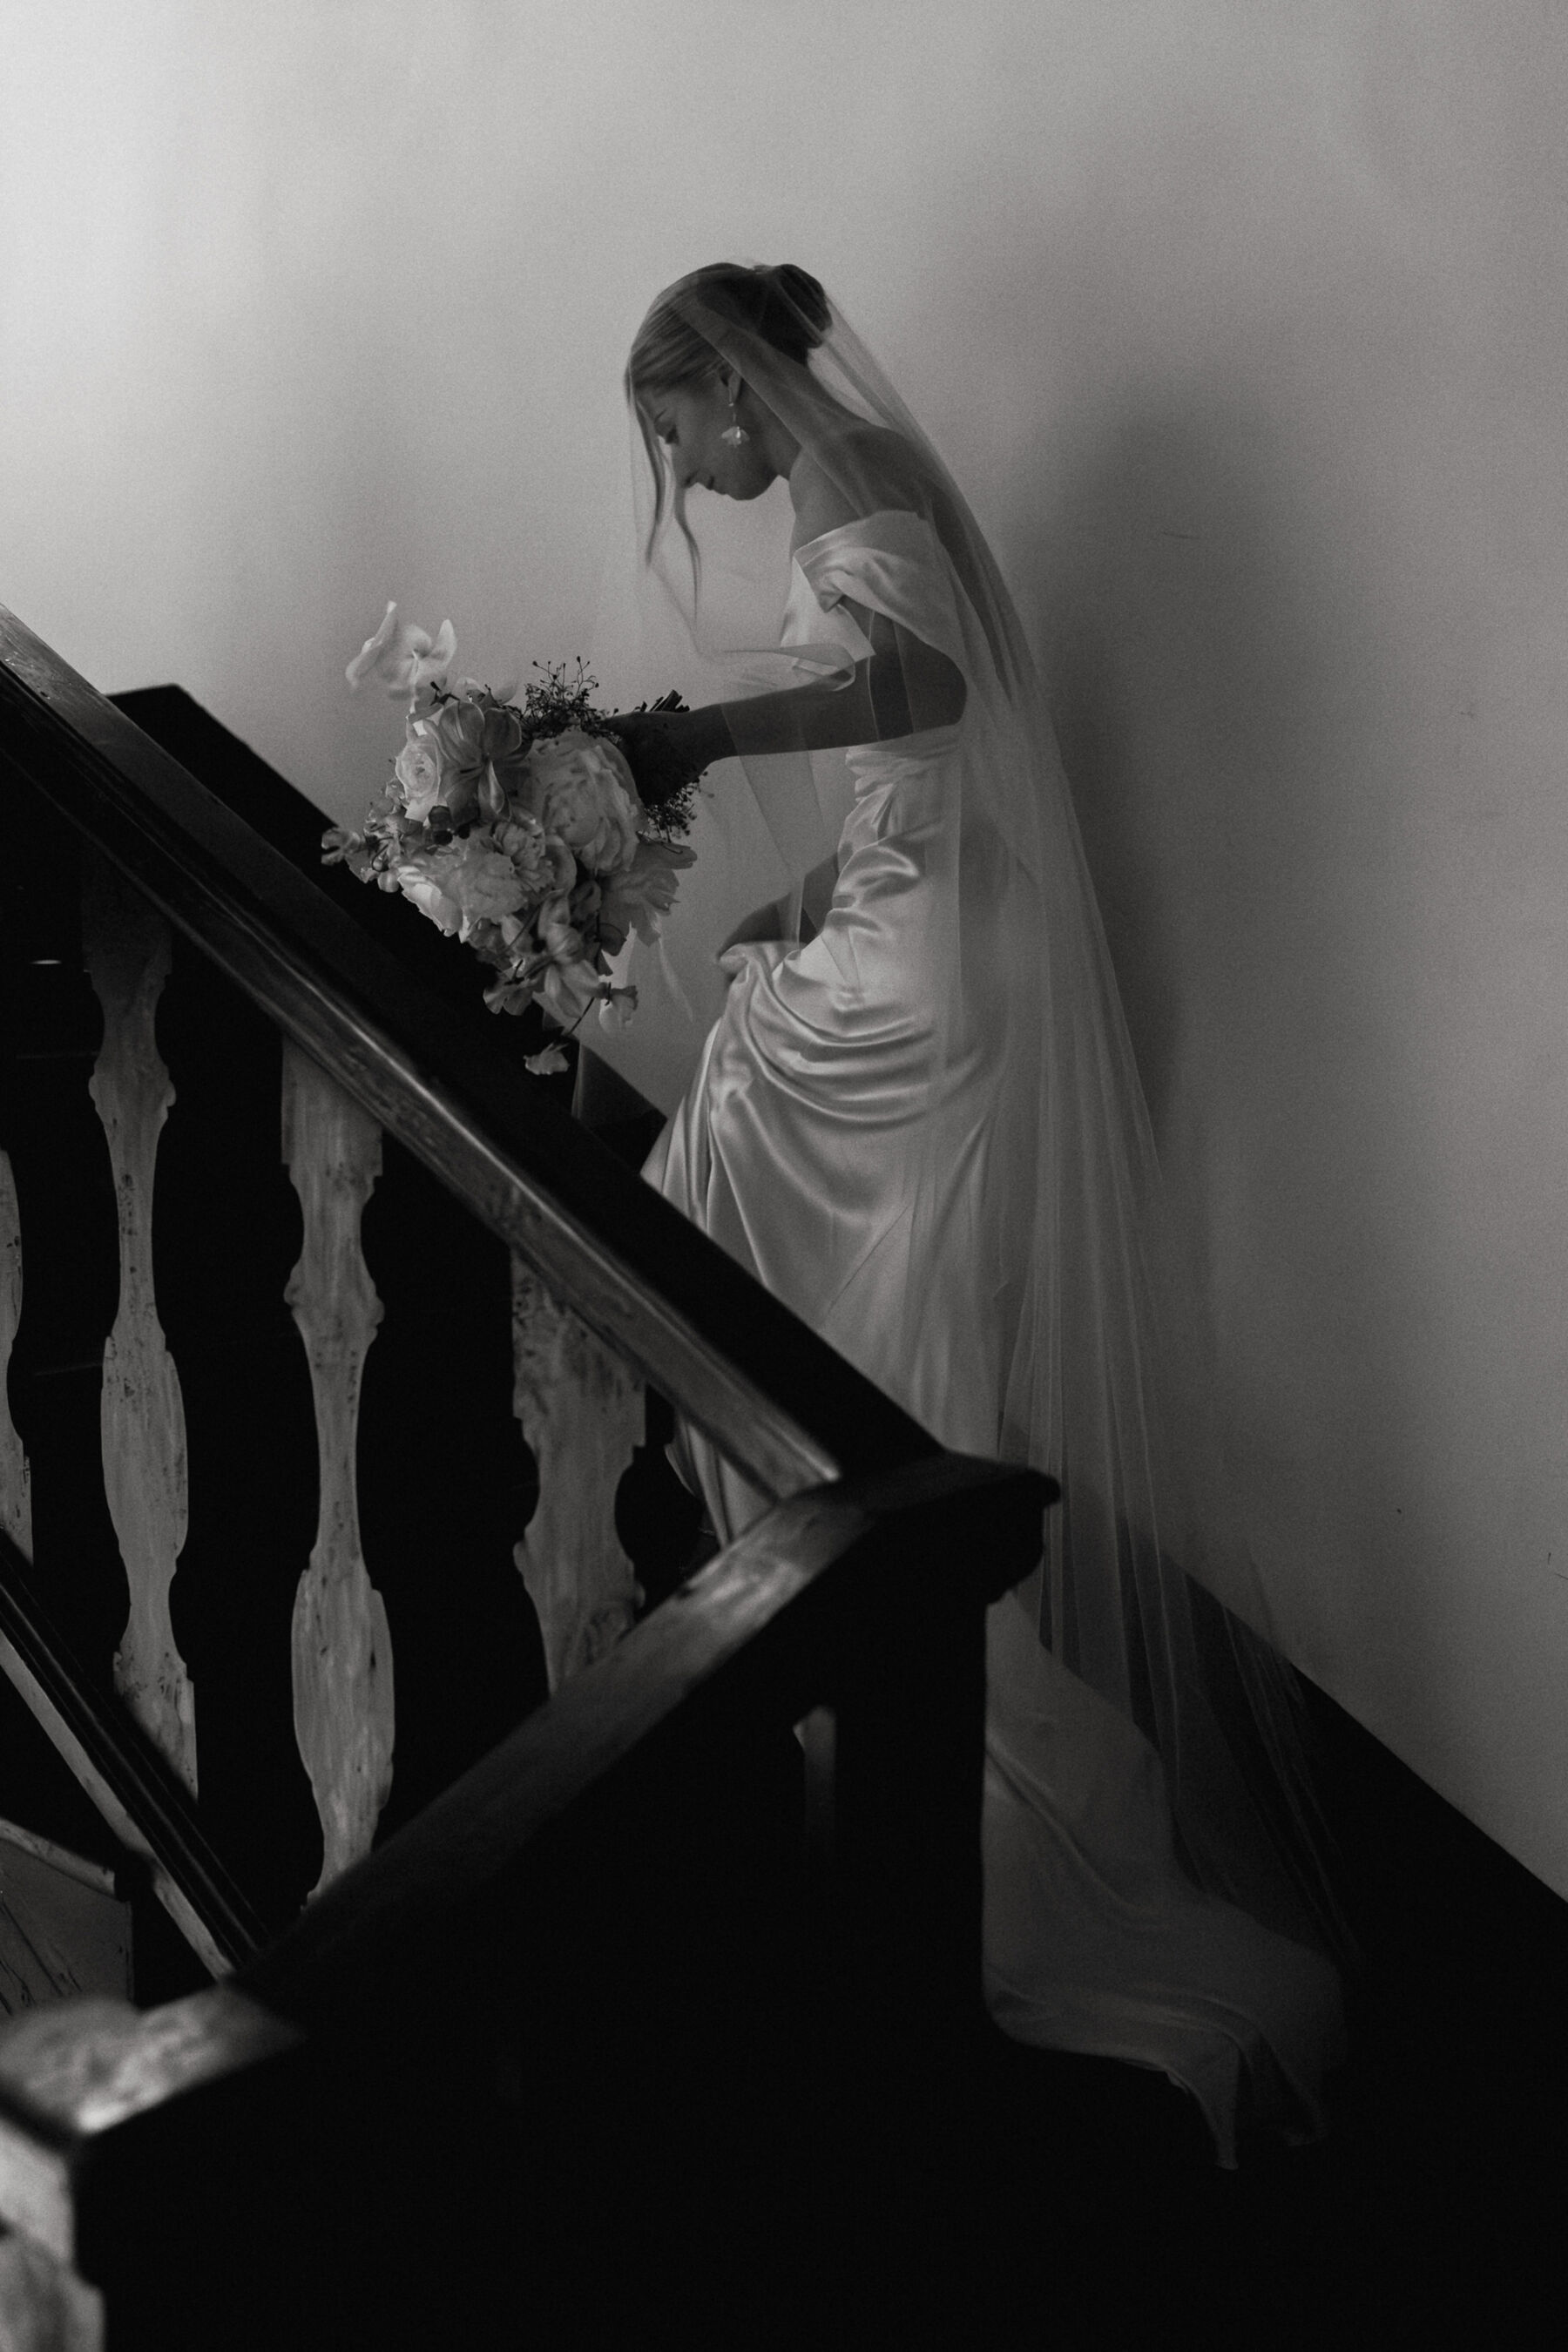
[395,857,463,936]
[394,720,447,823]
[395,836,526,942]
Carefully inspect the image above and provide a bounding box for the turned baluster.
[282,1044,394,1896]
[511,1260,643,1691]
[0,1152,30,1565]
[0,1148,232,1979]
[0,1147,47,1837]
[82,856,196,1796]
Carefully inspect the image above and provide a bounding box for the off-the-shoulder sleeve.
[794,509,972,684]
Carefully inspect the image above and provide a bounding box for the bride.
[598,261,1352,2166]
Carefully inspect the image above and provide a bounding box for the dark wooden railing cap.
[241,1451,1052,2029]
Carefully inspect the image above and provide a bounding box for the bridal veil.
[586,265,1354,2151]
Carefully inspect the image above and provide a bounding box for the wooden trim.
[0,1531,270,1971]
[0,610,933,1501]
[241,1452,1051,2028]
[0,1819,118,1899]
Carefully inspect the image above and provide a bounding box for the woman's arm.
[615,616,965,779]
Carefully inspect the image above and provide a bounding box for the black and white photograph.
[0,3,1565,2343]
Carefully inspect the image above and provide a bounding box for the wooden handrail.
[0,620,1064,2341]
[240,1451,1049,2031]
[0,608,933,1502]
[0,1529,270,1971]
[0,1451,1051,2346]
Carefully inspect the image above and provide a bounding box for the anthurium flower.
[428,691,531,824]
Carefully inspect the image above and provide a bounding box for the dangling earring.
[720,389,750,446]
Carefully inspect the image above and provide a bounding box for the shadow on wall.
[1014,389,1443,1713]
[1017,393,1356,1146]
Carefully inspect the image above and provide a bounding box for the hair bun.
[765,264,830,348]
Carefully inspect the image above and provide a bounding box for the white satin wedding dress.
[645,510,1345,2166]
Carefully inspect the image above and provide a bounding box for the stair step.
[0,1815,132,2013]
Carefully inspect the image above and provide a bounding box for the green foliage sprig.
[517,659,702,841]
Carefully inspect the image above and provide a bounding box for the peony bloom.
[395,836,528,941]
[497,812,575,906]
[598,835,698,953]
[346,604,457,702]
[523,730,642,875]
[336,639,697,1040]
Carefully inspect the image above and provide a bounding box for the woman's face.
[646,375,775,503]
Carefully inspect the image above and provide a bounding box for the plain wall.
[5,1,1568,1896]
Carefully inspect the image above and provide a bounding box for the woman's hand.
[605,700,733,807]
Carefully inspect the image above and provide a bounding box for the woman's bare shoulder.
[789,425,934,549]
[788,449,860,549]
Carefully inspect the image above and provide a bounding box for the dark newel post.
[821,1517,993,2076]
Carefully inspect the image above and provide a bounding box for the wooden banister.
[0,1530,268,1974]
[0,608,932,1503]
[240,1450,1047,2029]
[0,615,1061,2346]
[0,1450,1051,2349]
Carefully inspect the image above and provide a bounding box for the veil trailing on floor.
[587,266,1355,2044]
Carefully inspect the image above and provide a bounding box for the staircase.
[0,610,1053,2346]
[0,1820,130,2015]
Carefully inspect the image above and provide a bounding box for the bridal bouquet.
[324,605,698,1074]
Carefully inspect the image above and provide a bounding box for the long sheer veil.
[589,267,1355,1978]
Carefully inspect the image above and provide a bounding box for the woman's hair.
[626,262,831,554]
[627,261,829,395]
